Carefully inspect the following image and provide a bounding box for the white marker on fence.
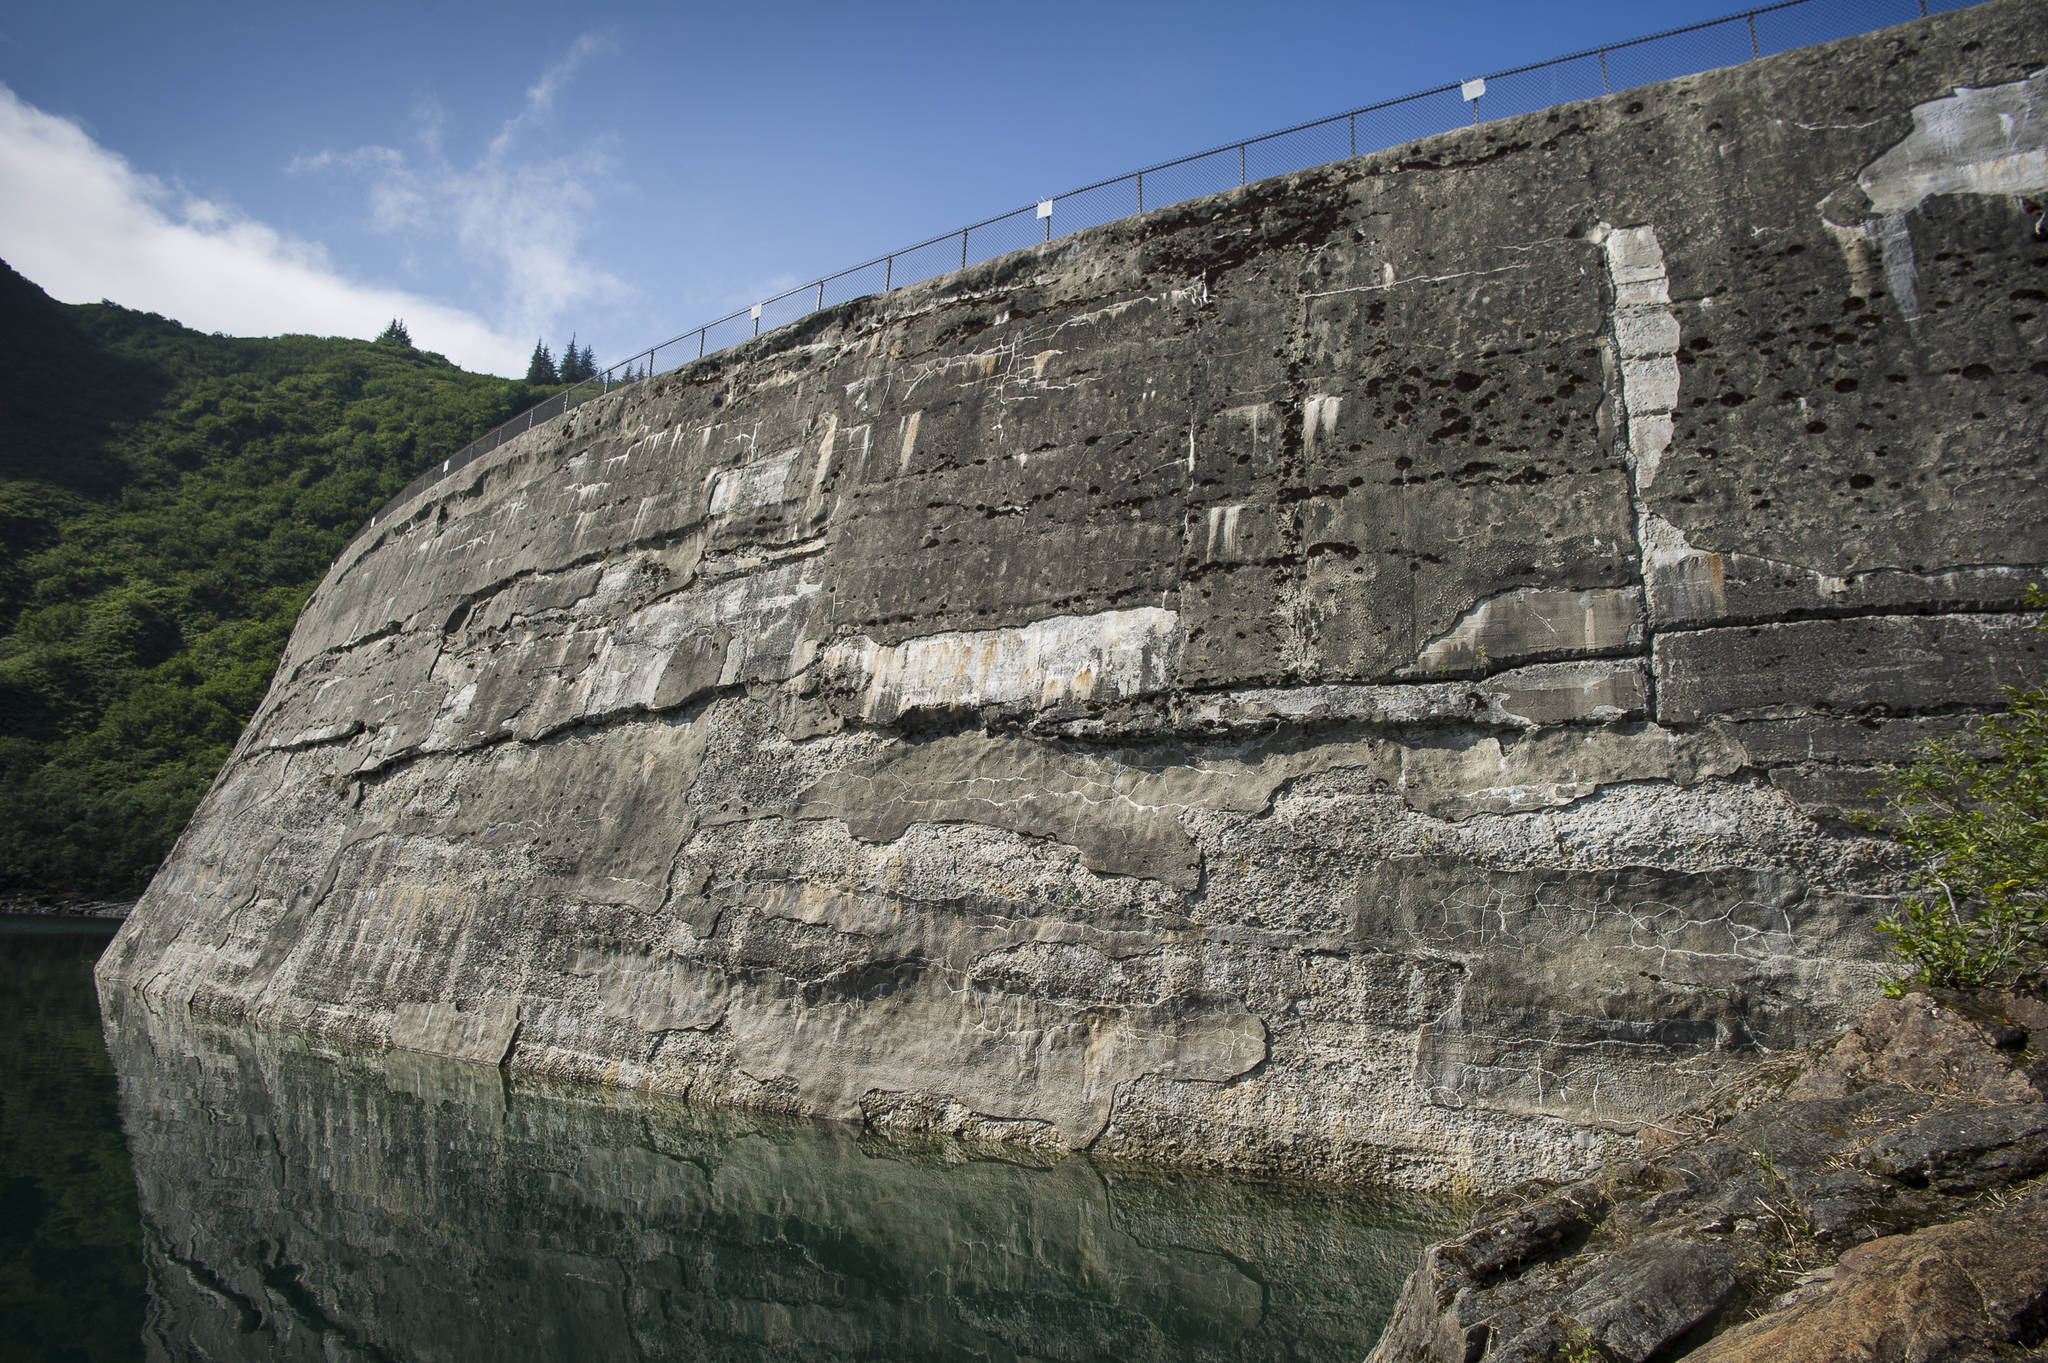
[1462,77,1486,124]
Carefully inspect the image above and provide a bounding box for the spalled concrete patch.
[820,606,1181,722]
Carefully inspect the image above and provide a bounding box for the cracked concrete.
[100,0,2048,1193]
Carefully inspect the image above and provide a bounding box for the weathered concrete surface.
[1367,989,2048,1363]
[100,0,2048,1192]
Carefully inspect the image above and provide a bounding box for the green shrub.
[1872,590,2048,993]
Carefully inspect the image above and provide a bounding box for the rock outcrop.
[1368,988,2048,1362]
[98,0,2048,1191]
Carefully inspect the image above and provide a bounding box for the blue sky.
[0,0,1936,376]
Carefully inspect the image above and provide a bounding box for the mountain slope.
[0,262,543,899]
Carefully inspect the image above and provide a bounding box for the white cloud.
[0,84,533,375]
[312,31,629,352]
[512,33,611,132]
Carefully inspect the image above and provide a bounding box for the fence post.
[1747,14,1760,58]
[698,330,706,359]
[817,281,825,310]
[1599,49,1611,92]
[1239,144,1246,185]
[1136,172,1143,214]
[885,256,893,290]
[1349,113,1356,157]
[960,229,969,269]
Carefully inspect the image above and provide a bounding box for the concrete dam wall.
[100,0,2048,1192]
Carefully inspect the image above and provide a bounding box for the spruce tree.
[525,339,558,385]
[559,334,591,383]
[376,318,413,348]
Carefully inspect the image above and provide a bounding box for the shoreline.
[1,896,134,920]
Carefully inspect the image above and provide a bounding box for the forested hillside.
[0,262,545,900]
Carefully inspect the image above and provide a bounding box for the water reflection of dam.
[102,996,1456,1362]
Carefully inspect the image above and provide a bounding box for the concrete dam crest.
[101,0,2048,1192]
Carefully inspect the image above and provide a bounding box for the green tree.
[525,339,558,385]
[375,318,412,348]
[1872,590,2048,992]
[558,334,592,383]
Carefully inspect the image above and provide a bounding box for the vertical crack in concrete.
[1598,223,1680,501]
[1595,222,1681,718]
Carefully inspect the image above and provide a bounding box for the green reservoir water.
[0,918,142,1363]
[5,918,1460,1361]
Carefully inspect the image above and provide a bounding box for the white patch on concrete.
[806,415,842,519]
[1303,263,1526,301]
[1051,296,1153,335]
[706,448,799,520]
[1396,723,1745,820]
[1303,395,1341,461]
[1636,508,2043,629]
[1409,587,1645,674]
[1196,659,1650,732]
[1821,218,1883,299]
[1216,402,1272,473]
[1205,505,1246,562]
[1599,224,1680,493]
[825,608,1181,722]
[1858,69,2048,214]
[1603,225,1670,308]
[1876,211,1923,323]
[897,410,921,477]
[1637,511,1725,626]
[423,681,479,749]
[575,568,825,723]
[1838,69,2048,326]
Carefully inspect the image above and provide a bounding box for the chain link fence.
[355,0,1971,544]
